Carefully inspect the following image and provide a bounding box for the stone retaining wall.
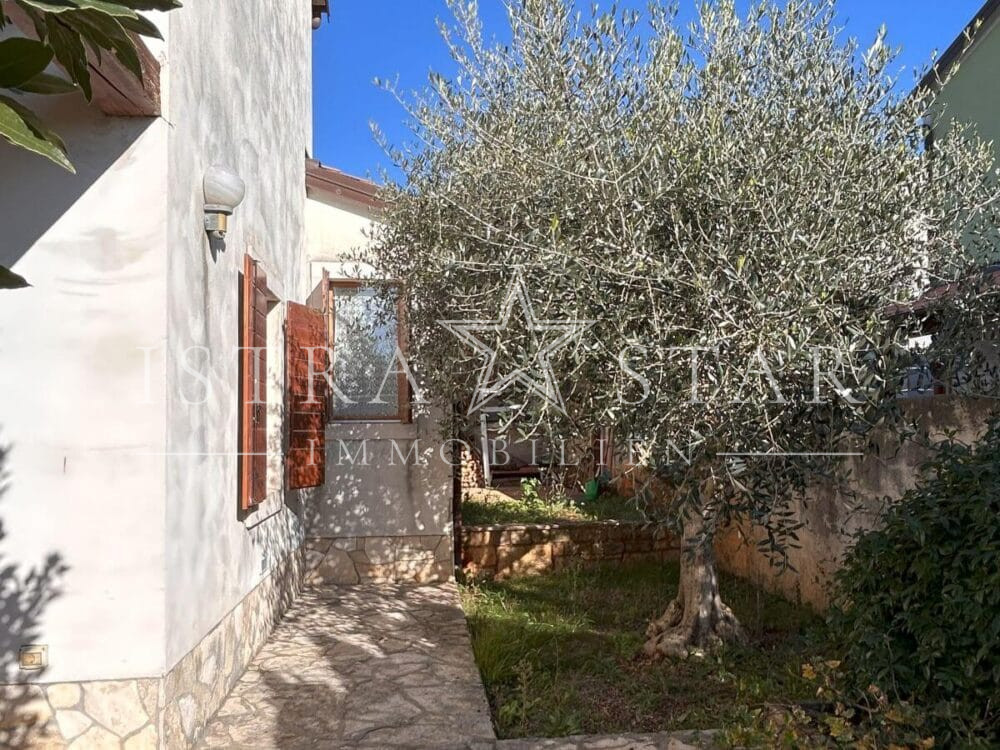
[461,521,677,579]
[304,534,453,585]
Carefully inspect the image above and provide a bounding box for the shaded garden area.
[461,560,825,739]
[460,420,1000,747]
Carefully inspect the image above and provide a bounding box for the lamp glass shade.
[204,166,246,214]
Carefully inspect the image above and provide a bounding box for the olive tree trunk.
[643,510,745,659]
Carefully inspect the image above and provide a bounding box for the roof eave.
[305,158,385,214]
[7,4,161,117]
[916,0,1000,95]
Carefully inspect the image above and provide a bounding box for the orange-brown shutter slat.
[286,301,328,489]
[239,254,269,511]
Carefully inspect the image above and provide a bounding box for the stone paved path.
[198,583,495,749]
[198,582,715,750]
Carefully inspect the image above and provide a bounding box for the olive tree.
[368,0,1000,657]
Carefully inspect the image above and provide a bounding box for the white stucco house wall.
[0,3,453,748]
[301,161,455,585]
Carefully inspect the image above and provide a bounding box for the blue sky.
[311,1,985,182]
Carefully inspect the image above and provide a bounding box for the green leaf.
[14,71,78,95]
[0,266,31,290]
[13,0,78,13]
[116,12,162,39]
[120,0,181,9]
[63,11,142,80]
[44,15,92,99]
[0,37,55,88]
[15,5,50,40]
[0,94,74,171]
[16,0,139,16]
[70,1,138,19]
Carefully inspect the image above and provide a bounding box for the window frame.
[327,278,411,423]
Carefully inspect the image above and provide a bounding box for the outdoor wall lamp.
[203,165,246,241]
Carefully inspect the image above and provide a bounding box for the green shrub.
[519,477,546,506]
[829,418,1000,745]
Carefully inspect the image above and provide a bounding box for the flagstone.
[122,724,157,750]
[81,681,148,738]
[54,710,91,742]
[47,683,82,710]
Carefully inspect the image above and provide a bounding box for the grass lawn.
[460,559,827,739]
[462,490,645,525]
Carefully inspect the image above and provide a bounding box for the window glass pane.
[332,286,401,419]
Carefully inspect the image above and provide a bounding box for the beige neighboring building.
[301,160,455,585]
[0,3,452,749]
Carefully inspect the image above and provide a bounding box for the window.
[328,280,409,421]
[898,334,947,399]
[899,358,943,398]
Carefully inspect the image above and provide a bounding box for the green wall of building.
[931,15,1000,155]
[930,13,1000,265]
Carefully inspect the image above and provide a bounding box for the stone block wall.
[461,521,677,579]
[0,548,305,749]
[304,534,453,585]
[459,444,484,490]
[715,398,987,611]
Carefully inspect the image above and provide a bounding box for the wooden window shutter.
[286,298,328,489]
[239,254,269,511]
[306,270,333,420]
